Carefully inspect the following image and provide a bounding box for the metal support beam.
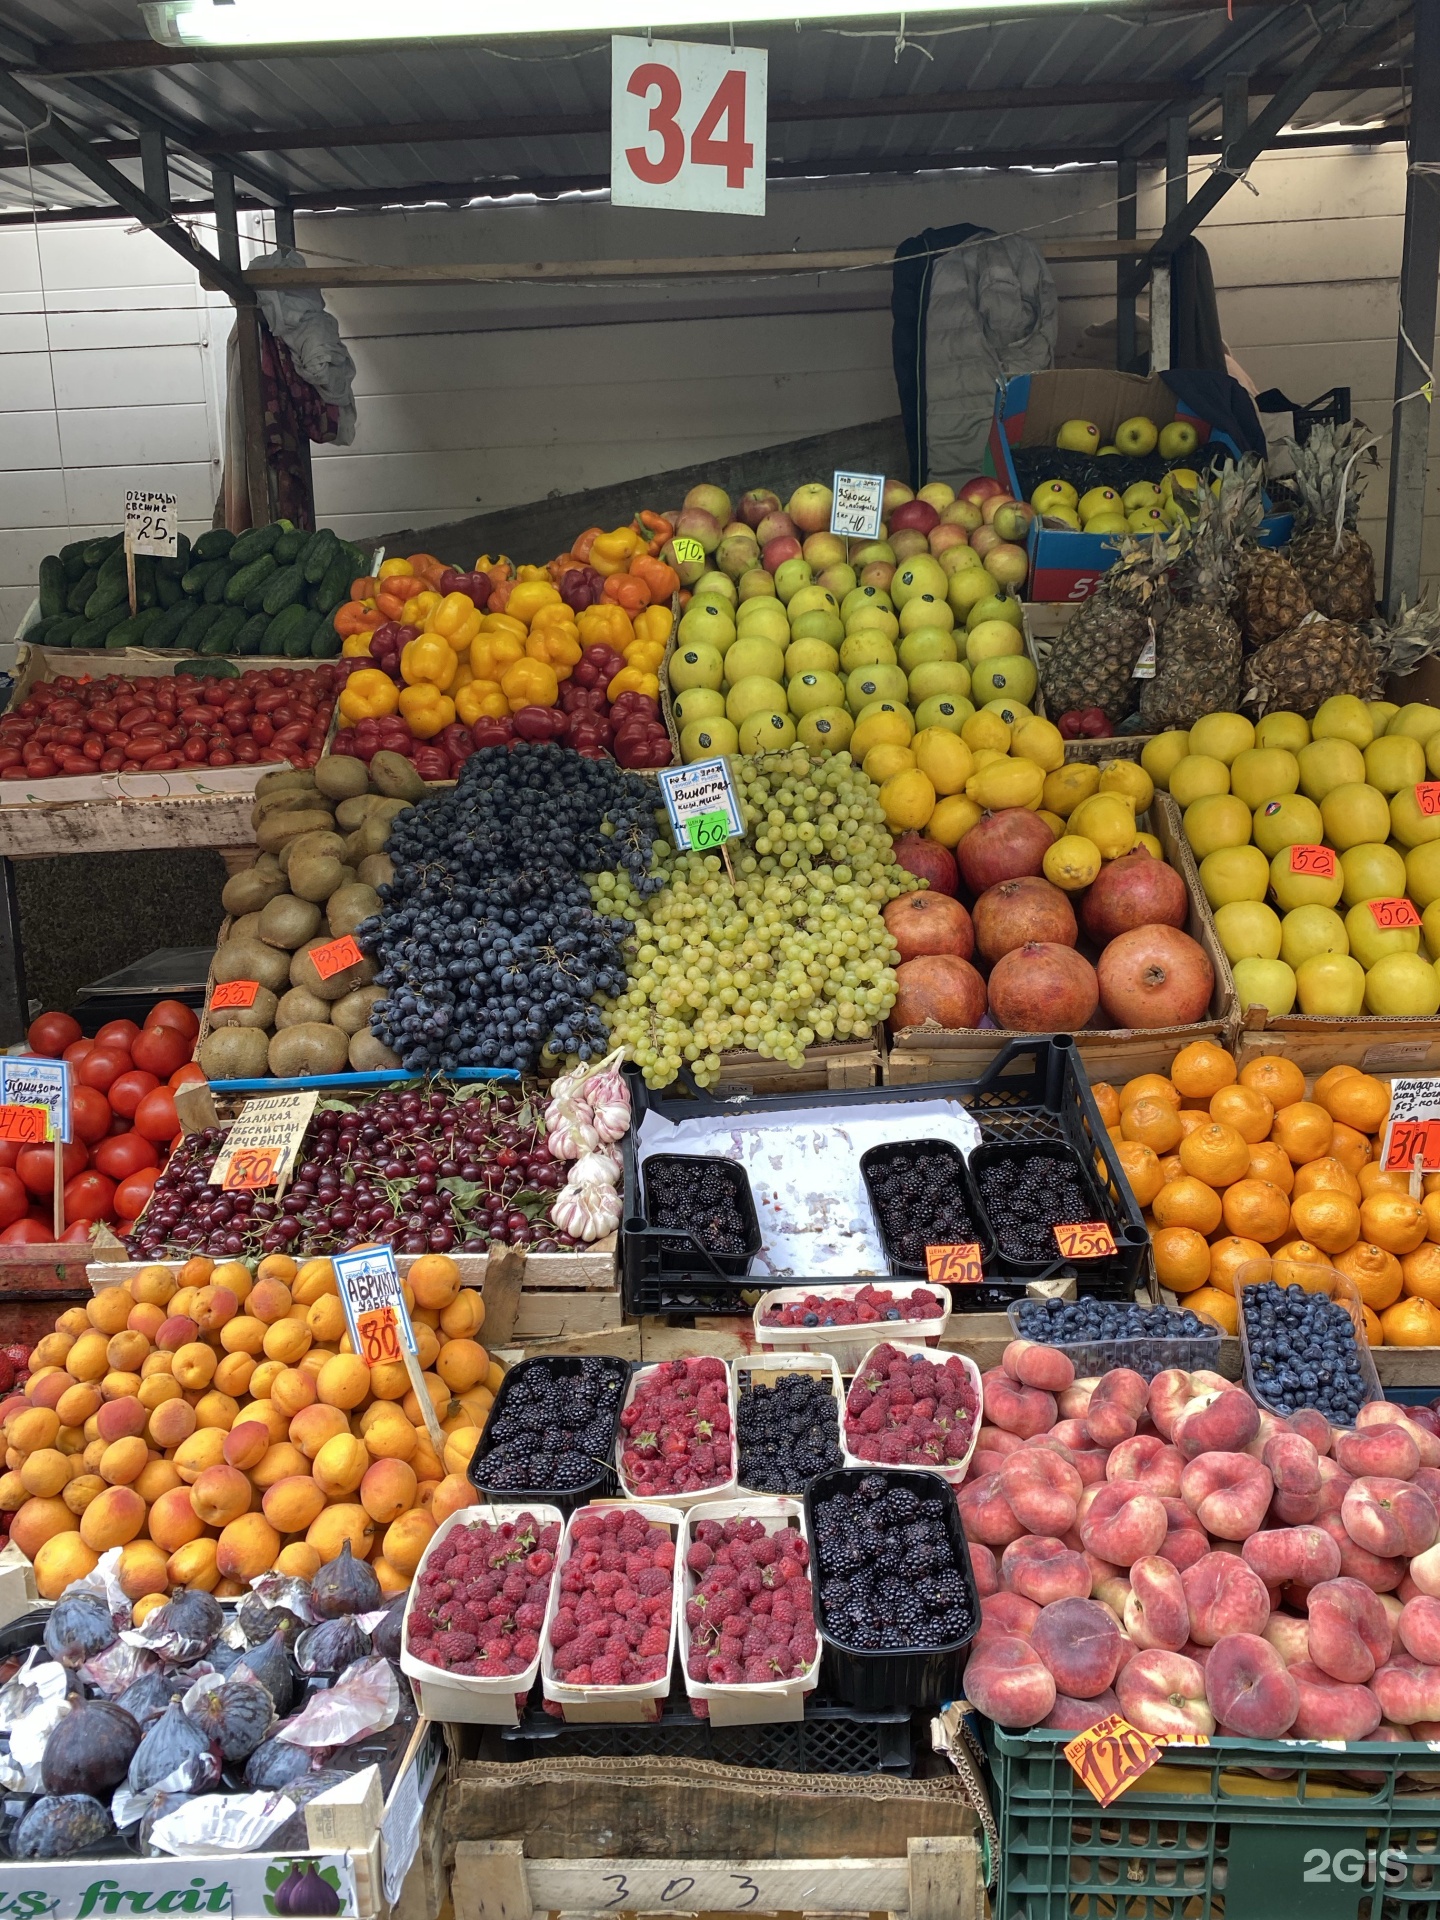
[1165,112,1189,226]
[213,167,272,530]
[139,128,168,212]
[1117,157,1139,372]
[1222,73,1250,152]
[1383,0,1440,614]
[273,205,296,250]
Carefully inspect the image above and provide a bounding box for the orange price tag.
[1288,843,1337,879]
[1368,896,1423,930]
[309,935,363,982]
[355,1304,403,1368]
[1385,1117,1440,1172]
[211,979,260,1011]
[222,1145,283,1191]
[925,1242,983,1286]
[0,1104,47,1145]
[1417,783,1440,817]
[1063,1713,1163,1807]
[1054,1220,1118,1259]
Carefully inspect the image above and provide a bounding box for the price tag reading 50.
[1289,844,1338,879]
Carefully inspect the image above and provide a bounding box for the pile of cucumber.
[28,523,370,659]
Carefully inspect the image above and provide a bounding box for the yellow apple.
[1339,841,1408,907]
[1391,785,1440,849]
[1296,737,1367,801]
[1424,898,1440,959]
[1295,951,1366,1016]
[1365,952,1440,1017]
[1251,792,1324,858]
[1141,730,1190,792]
[1199,844,1271,908]
[1345,900,1420,971]
[1232,957,1297,1016]
[1184,793,1253,859]
[1158,420,1200,460]
[1229,747,1299,810]
[1408,842,1440,908]
[1188,712,1255,765]
[1056,420,1101,454]
[1312,693,1374,749]
[1115,417,1160,457]
[1214,900,1282,963]
[1279,904,1349,969]
[1364,734,1426,794]
[1389,702,1440,745]
[1271,844,1343,911]
[1255,711,1310,753]
[1319,781,1391,850]
[1169,754,1230,807]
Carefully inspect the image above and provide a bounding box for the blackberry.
[737,1373,843,1493]
[811,1473,973,1651]
[974,1148,1104,1264]
[646,1159,751,1259]
[476,1356,627,1493]
[866,1143,983,1268]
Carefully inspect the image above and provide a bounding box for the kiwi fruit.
[348,1030,400,1070]
[275,986,332,1029]
[330,984,385,1036]
[255,768,316,799]
[335,795,383,831]
[368,751,426,802]
[221,867,288,916]
[357,854,394,890]
[288,855,346,904]
[229,912,264,944]
[268,1024,349,1077]
[291,938,374,1002]
[199,1029,270,1079]
[256,810,336,854]
[207,986,279,1032]
[326,884,380,938]
[212,938,292,995]
[258,895,322,950]
[313,755,370,801]
[351,814,396,861]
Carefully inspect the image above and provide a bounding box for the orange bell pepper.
[488,581,513,613]
[608,667,660,701]
[500,658,559,708]
[634,510,674,556]
[407,553,447,588]
[476,553,513,582]
[470,631,525,680]
[603,572,652,614]
[577,603,634,650]
[570,528,602,564]
[589,527,644,577]
[633,602,673,649]
[377,574,430,620]
[351,575,378,602]
[339,668,400,723]
[401,634,457,692]
[456,679,509,724]
[399,684,455,738]
[334,601,382,639]
[632,554,679,603]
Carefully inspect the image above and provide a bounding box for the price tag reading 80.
[222,1146,282,1191]
[355,1305,403,1367]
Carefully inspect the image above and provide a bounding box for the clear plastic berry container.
[753,1281,952,1369]
[539,1500,684,1723]
[733,1352,846,1498]
[1004,1299,1224,1382]
[677,1495,821,1725]
[839,1339,983,1486]
[615,1357,740,1511]
[1234,1256,1383,1429]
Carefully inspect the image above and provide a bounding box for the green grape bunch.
[591,747,920,1088]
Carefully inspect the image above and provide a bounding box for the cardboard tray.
[838,1339,983,1485]
[539,1500,683,1722]
[733,1350,846,1497]
[615,1360,739,1509]
[753,1283,951,1367]
[676,1494,821,1724]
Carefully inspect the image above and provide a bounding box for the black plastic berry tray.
[623,1152,764,1314]
[969,1139,1111,1275]
[858,1139,993,1276]
[466,1354,632,1518]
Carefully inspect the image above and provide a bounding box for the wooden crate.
[1234,1008,1440,1076]
[711,1027,882,1095]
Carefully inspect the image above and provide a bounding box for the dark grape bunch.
[974,1151,1095,1264]
[811,1473,974,1651]
[645,1158,751,1259]
[478,1356,628,1493]
[737,1372,843,1492]
[1242,1280,1368,1423]
[361,743,663,1074]
[866,1148,981,1268]
[1015,1297,1215,1342]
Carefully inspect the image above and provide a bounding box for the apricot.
[27,1373,70,1411]
[132,1592,168,1626]
[80,1484,145,1550]
[213,1353,257,1399]
[248,1279,292,1325]
[133,1265,178,1306]
[403,1375,450,1427]
[248,1441,311,1489]
[410,1436,444,1485]
[262,1475,327,1533]
[210,1259,253,1303]
[440,1291,485,1340]
[360,1406,417,1462]
[65,1331,110,1382]
[442,1427,482,1479]
[88,1287,135,1336]
[168,1537,219,1590]
[62,1473,105,1516]
[8,1405,59,1452]
[432,1474,478,1523]
[171,1342,217,1392]
[149,1398,197,1450]
[367,1360,410,1403]
[100,1371,142,1402]
[82,1439,107,1474]
[221,1316,266,1357]
[257,1253,298,1286]
[291,1258,335,1306]
[134,1460,182,1504]
[408,1254,461,1310]
[192,1463,253,1528]
[177,1257,214,1289]
[127,1302,166,1342]
[457,1389,493,1428]
[370,1555,409,1594]
[314,1432,369,1497]
[192,1285,238,1333]
[307,1502,376,1562]
[413,1326,440,1371]
[19,1449,71,1499]
[194,1390,240,1432]
[383,1508,435,1577]
[99,1436,148,1486]
[33,1532,99,1599]
[276,1542,321,1580]
[55,1383,101,1430]
[58,1308,92,1338]
[436,1340,488,1392]
[154,1315,198,1354]
[96,1396,147,1444]
[140,1353,175,1380]
[173,1428,227,1483]
[263,1318,312,1366]
[306,1297,347,1346]
[117,1539,171,1602]
[290,1403,351,1459]
[0,1470,23,1512]
[216,1512,281,1582]
[170,1287,200,1321]
[316,1355,369,1411]
[249,1360,287,1400]
[246,1400,291,1446]
[13,1496,80,1559]
[148,1484,206,1552]
[360,1458,417,1524]
[32,1332,75,1370]
[220,1421,268,1471]
[104,1330,149,1376]
[271,1368,316,1419]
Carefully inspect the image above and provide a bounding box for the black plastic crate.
[968,1139,1111,1275]
[635,1154,761,1275]
[859,1138,992,1276]
[466,1354,630,1518]
[620,1037,1148,1316]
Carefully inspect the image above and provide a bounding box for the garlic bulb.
[569,1150,621,1189]
[584,1065,631,1144]
[552,1181,621,1242]
[546,1112,599,1161]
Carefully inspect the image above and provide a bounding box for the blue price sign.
[0,1058,70,1143]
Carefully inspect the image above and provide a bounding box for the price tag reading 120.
[925,1243,983,1286]
[1289,844,1337,879]
[1064,1715,1162,1806]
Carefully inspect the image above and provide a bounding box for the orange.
[1402,1241,1440,1305]
[1107,1126,1124,1148]
[1121,1073,1181,1111]
[1288,1188,1361,1254]
[1361,1191,1428,1255]
[1381,1295,1440,1346]
[1122,1097,1184,1155]
[1158,1153,1185,1185]
[1239,1055,1306,1111]
[1151,1176,1223,1235]
[1186,1286,1239,1335]
[1362,1303,1383,1346]
[1152,1226,1211,1292]
[1361,1162,1412,1199]
[1115,1140,1163,1208]
[1210,1085,1275,1144]
[1171,1041,1237,1100]
[1319,1071,1390,1135]
[1207,1234,1270,1294]
[1424,1191,1440,1243]
[1091,1082,1121,1128]
[1179,1122,1251,1188]
[1270,1240,1339,1292]
[1329,1122,1374,1177]
[1314,1063,1362,1101]
[1270,1101,1335,1166]
[1177,1109,1212,1136]
[1332,1240,1404,1311]
[1246,1141,1294,1194]
[1292,1156,1362,1203]
[1427,1172,1440,1196]
[1220,1179,1292,1245]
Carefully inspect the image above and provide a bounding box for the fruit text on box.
[0,1058,69,1143]
[309,934,364,981]
[211,979,260,1011]
[208,1089,317,1191]
[334,1244,419,1360]
[1369,896,1423,929]
[830,471,885,541]
[1054,1220,1117,1259]
[611,36,767,218]
[925,1242,982,1286]
[1064,1713,1162,1806]
[1289,843,1337,879]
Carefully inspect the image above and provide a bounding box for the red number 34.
[626,65,754,189]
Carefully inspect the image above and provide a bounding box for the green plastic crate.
[989,1724,1440,1920]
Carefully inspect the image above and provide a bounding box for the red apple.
[960,476,1008,506]
[801,532,847,570]
[739,488,782,528]
[930,524,970,557]
[981,492,1017,525]
[970,526,1002,560]
[883,479,915,514]
[762,535,802,572]
[943,498,984,531]
[755,510,796,547]
[986,543,1030,588]
[675,506,722,552]
[891,832,959,896]
[786,483,834,533]
[890,529,931,560]
[890,499,941,535]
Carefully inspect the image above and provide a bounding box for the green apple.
[1312,693,1374,748]
[785,638,840,677]
[1251,791,1325,857]
[1271,844,1343,911]
[1280,904,1349,969]
[899,628,959,672]
[678,607,735,652]
[1128,508,1169,534]
[773,558,814,603]
[898,593,954,635]
[1365,951,1440,1017]
[726,676,788,725]
[948,570,999,620]
[722,636,785,689]
[846,664,909,712]
[1320,781,1391,850]
[1369,701,1399,735]
[1188,712,1255,764]
[940,545,986,578]
[670,686,725,729]
[797,706,853,753]
[1232,956,1297,1016]
[966,618,1026,666]
[1214,900,1282,963]
[680,716,739,762]
[787,670,846,717]
[738,569,776,601]
[1255,711,1311,753]
[1424,898,1440,959]
[841,585,893,621]
[1057,418,1101,453]
[787,585,840,622]
[966,595,1023,633]
[667,642,725,693]
[1295,951,1366,1016]
[1229,747,1300,810]
[1346,899,1420,970]
[1389,702,1440,744]
[737,709,797,753]
[1115,417,1159,457]
[1391,785,1440,848]
[909,660,972,703]
[1121,480,1163,511]
[1409,841,1440,908]
[737,599,790,644]
[1185,793,1253,859]
[1168,754,1230,808]
[789,608,845,647]
[845,607,901,642]
[1141,730,1190,792]
[839,633,897,673]
[1339,841,1408,906]
[972,655,1037,706]
[914,694,974,734]
[1364,734,1426,794]
[891,555,948,606]
[1199,844,1270,907]
[1158,420,1199,460]
[1297,738,1366,802]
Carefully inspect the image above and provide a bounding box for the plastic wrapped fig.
[126,1702,216,1795]
[295,1618,371,1678]
[237,1591,307,1650]
[44,1594,116,1670]
[371,1594,405,1664]
[41,1700,140,1796]
[137,1588,224,1664]
[12,1793,114,1860]
[309,1541,381,1621]
[186,1678,274,1763]
[243,1733,315,1792]
[232,1631,296,1717]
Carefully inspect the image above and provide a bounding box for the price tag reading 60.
[687,808,732,852]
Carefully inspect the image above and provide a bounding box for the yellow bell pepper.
[634,603,673,649]
[398,685,455,738]
[378,556,414,580]
[470,631,525,681]
[506,580,562,626]
[456,679,510,724]
[578,603,634,650]
[501,658,559,708]
[479,612,527,639]
[401,634,457,692]
[451,660,474,693]
[402,590,442,627]
[341,632,375,659]
[426,591,483,649]
[529,602,578,636]
[526,630,581,678]
[589,526,644,576]
[515,563,551,583]
[338,668,400,724]
[608,667,660,701]
[624,639,666,672]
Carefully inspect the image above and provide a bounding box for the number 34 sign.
[612,38,767,218]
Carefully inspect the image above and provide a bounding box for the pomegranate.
[988,944,1100,1033]
[973,876,1077,965]
[888,954,987,1031]
[955,808,1053,896]
[891,832,959,897]
[884,891,974,962]
[1081,850,1189,944]
[1097,924,1214,1029]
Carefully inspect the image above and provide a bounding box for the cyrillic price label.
[334,1244,418,1363]
[309,934,364,982]
[1368,896,1423,929]
[925,1243,983,1286]
[670,535,706,567]
[222,1145,282,1191]
[1054,1221,1118,1260]
[1416,783,1440,816]
[687,808,732,852]
[355,1303,403,1367]
[208,1089,318,1188]
[1385,1117,1440,1173]
[0,1104,48,1145]
[1289,844,1337,879]
[1064,1714,1163,1807]
[211,979,260,1010]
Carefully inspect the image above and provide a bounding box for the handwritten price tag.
[0,1105,48,1145]
[1289,844,1337,879]
[670,535,706,566]
[211,979,260,1011]
[222,1145,282,1191]
[1417,783,1440,817]
[309,935,364,982]
[1054,1220,1118,1260]
[925,1242,983,1286]
[1369,897,1423,930]
[356,1304,403,1367]
[1064,1714,1163,1807]
[1385,1117,1440,1172]
[688,808,732,852]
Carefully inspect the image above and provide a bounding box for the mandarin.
[1210,1085,1275,1143]
[1179,1122,1251,1187]
[1220,1178,1292,1244]
[1091,1082,1121,1128]
[1270,1240,1337,1291]
[1187,1286,1239,1335]
[1152,1226,1211,1291]
[1332,1240,1404,1310]
[1246,1141,1295,1194]
[1361,1191,1428,1255]
[1122,1097,1184,1154]
[1238,1055,1307,1110]
[1171,1040,1237,1100]
[1381,1296,1440,1345]
[1115,1141,1163,1207]
[1288,1189,1361,1254]
[1121,1073,1182,1110]
[1207,1234,1270,1294]
[1361,1303,1384,1346]
[1270,1101,1335,1165]
[1319,1072,1390,1134]
[1151,1176,1224,1234]
[1292,1156,1362,1202]
[1402,1242,1440,1306]
[1329,1122,1374,1176]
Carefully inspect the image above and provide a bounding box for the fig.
[244,1733,315,1791]
[274,1863,343,1916]
[12,1794,114,1859]
[204,1641,248,1676]
[238,1592,306,1649]
[139,1791,192,1858]
[371,1593,405,1663]
[145,1588,224,1662]
[44,1593,115,1670]
[117,1670,192,1726]
[187,1677,274,1762]
[295,1617,371,1678]
[310,1540,380,1620]
[233,1630,297,1716]
[127,1702,216,1795]
[41,1699,140,1796]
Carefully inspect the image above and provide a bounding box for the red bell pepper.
[470,717,515,750]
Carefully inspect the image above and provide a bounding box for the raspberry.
[590,1655,625,1687]
[433,1630,478,1663]
[686,1542,713,1574]
[639,1625,670,1656]
[743,1658,776,1684]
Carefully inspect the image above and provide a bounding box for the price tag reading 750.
[1054,1221,1118,1259]
[925,1243,983,1286]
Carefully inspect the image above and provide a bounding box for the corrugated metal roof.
[0,0,1413,213]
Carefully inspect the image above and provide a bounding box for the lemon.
[849,706,915,760]
[1068,793,1137,859]
[970,747,1008,771]
[1098,758,1154,812]
[1037,810,1066,839]
[1044,834,1102,891]
[1043,762,1100,817]
[862,744,917,784]
[961,710,1011,755]
[912,728,974,795]
[1011,716,1065,772]
[1134,831,1164,858]
[966,756,1045,811]
[879,767,937,831]
[927,795,983,848]
[1140,729,1190,791]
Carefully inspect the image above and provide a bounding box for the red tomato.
[131,1024,189,1078]
[25,1011,81,1057]
[0,1218,53,1245]
[133,1087,179,1143]
[17,1142,86,1199]
[0,1169,28,1230]
[0,1143,20,1170]
[94,1019,141,1052]
[64,1170,116,1221]
[76,1049,131,1093]
[93,1132,160,1180]
[114,1167,161,1219]
[60,1220,96,1244]
[169,1064,207,1092]
[62,1039,93,1067]
[70,1085,112,1145]
[108,1070,160,1119]
[145,999,200,1044]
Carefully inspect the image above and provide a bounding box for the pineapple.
[1037,532,1177,728]
[1284,420,1378,623]
[1245,599,1440,717]
[1138,462,1250,731]
[1230,456,1312,644]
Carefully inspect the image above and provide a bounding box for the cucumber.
[186,658,239,679]
[41,615,84,649]
[175,603,224,652]
[84,576,129,620]
[225,553,277,606]
[155,571,184,610]
[181,557,226,597]
[200,607,248,655]
[70,602,132,649]
[146,600,198,649]
[283,608,321,658]
[234,613,272,656]
[105,606,165,650]
[38,557,66,620]
[261,564,305,616]
[156,532,192,579]
[133,554,157,610]
[312,557,351,615]
[309,621,342,659]
[264,603,313,655]
[59,541,90,580]
[227,523,282,568]
[203,562,233,605]
[65,568,98,615]
[25,616,60,645]
[273,527,305,565]
[81,534,123,569]
[192,527,236,562]
[302,527,338,585]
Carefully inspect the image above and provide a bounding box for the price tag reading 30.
[334,1245,418,1365]
[1384,1076,1440,1173]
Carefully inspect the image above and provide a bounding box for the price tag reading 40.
[334,1246,418,1367]
[611,37,767,218]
